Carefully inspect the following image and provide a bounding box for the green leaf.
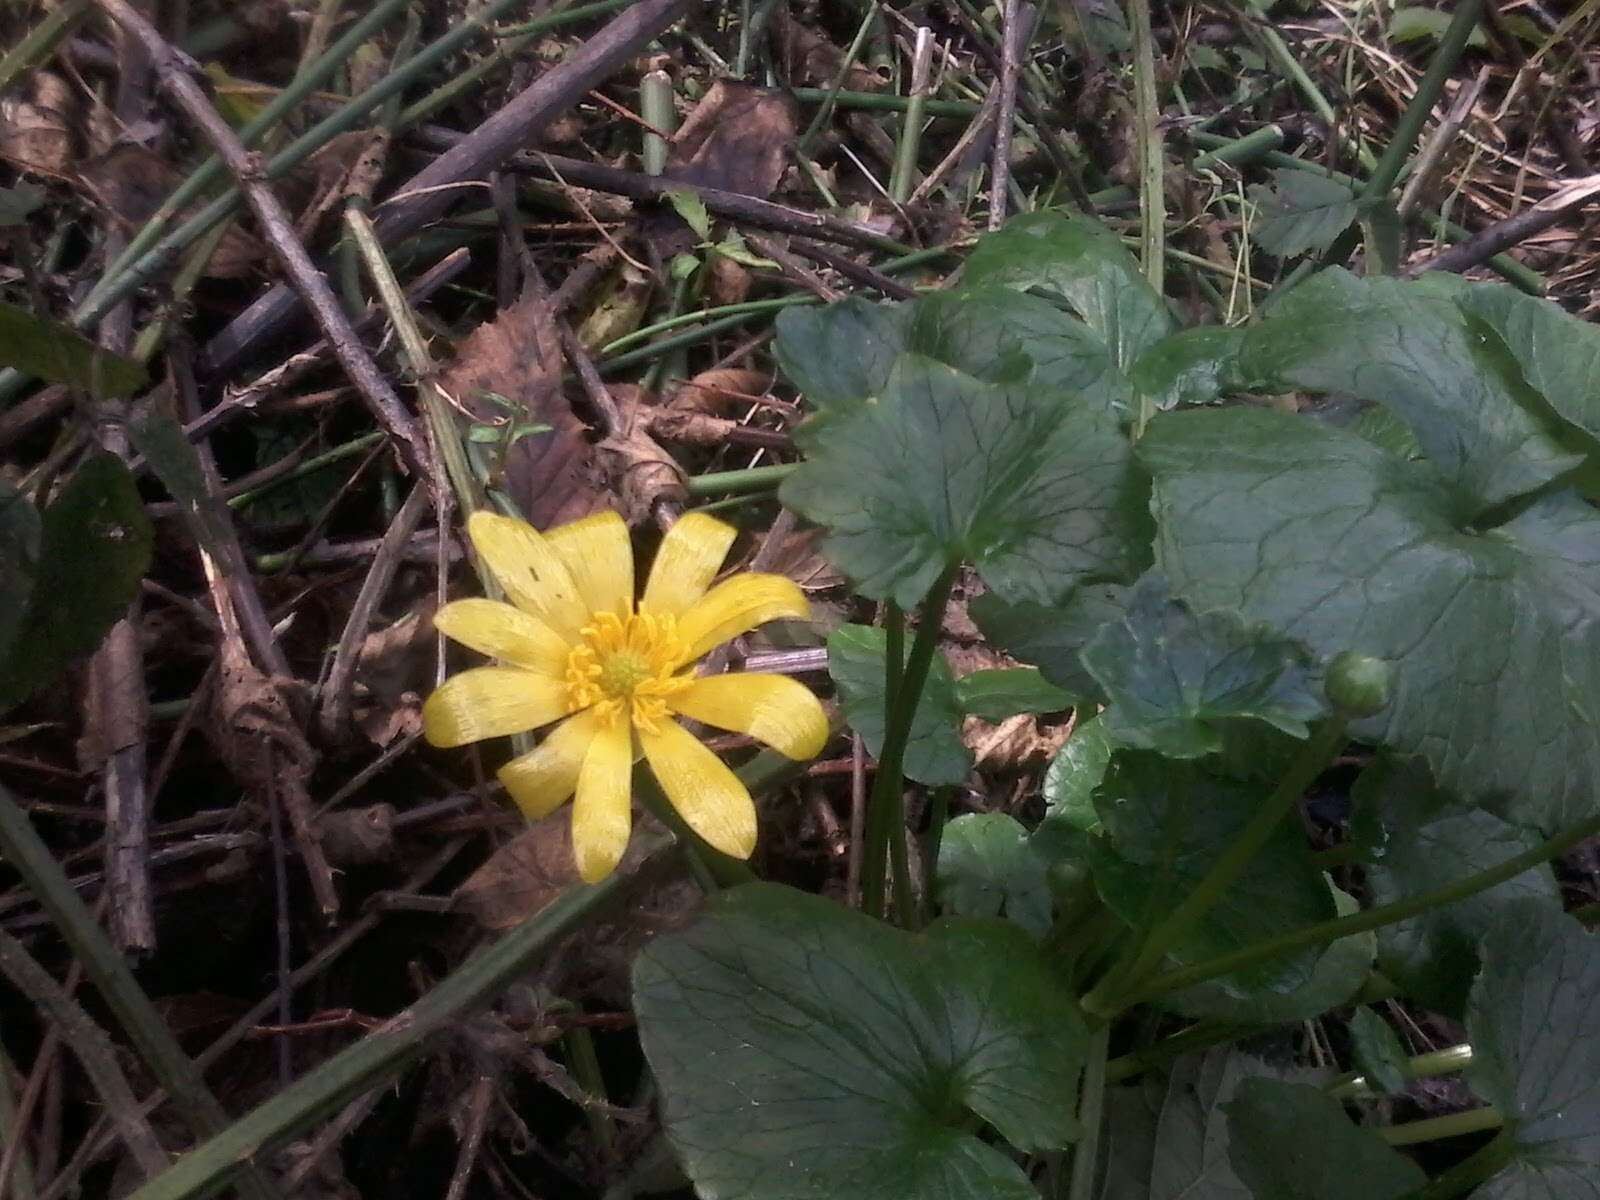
[0,183,45,226]
[954,667,1073,720]
[0,454,152,711]
[1100,1051,1255,1200]
[969,583,1128,701]
[1224,1080,1426,1200]
[1348,1007,1409,1096]
[783,355,1150,608]
[827,624,969,787]
[1467,904,1600,1195]
[907,287,1134,415]
[935,813,1052,937]
[0,303,146,399]
[1237,269,1578,512]
[1041,714,1115,834]
[1164,882,1373,1023]
[713,233,779,269]
[664,188,712,240]
[1090,754,1336,997]
[1389,6,1488,47]
[956,212,1176,372]
[1356,758,1560,1016]
[633,883,1087,1200]
[1453,280,1600,467]
[1127,326,1244,410]
[1099,1050,1321,1200]
[127,405,236,564]
[1141,405,1600,832]
[0,479,40,666]
[1249,169,1361,259]
[773,298,909,438]
[1081,574,1325,758]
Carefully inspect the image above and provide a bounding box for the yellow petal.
[640,512,736,618]
[669,673,829,760]
[434,599,571,676]
[638,719,757,860]
[497,708,602,821]
[674,573,811,663]
[546,510,635,620]
[421,667,571,748]
[572,716,634,882]
[466,511,588,638]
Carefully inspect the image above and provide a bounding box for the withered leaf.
[665,81,796,200]
[0,72,76,179]
[437,292,604,528]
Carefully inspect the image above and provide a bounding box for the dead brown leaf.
[437,291,605,528]
[314,803,396,865]
[77,143,262,277]
[772,10,885,92]
[705,251,753,305]
[0,72,77,178]
[666,81,796,199]
[598,387,686,525]
[673,367,774,413]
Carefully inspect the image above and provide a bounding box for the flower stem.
[861,568,957,924]
[1082,717,1348,1016]
[1378,1106,1501,1148]
[1125,805,1600,1008]
[1065,1026,1110,1200]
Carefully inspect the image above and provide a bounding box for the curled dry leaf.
[672,367,774,414]
[773,10,885,92]
[598,386,686,524]
[437,291,605,528]
[963,712,1072,770]
[0,72,77,178]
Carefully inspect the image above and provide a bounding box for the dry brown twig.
[93,0,430,478]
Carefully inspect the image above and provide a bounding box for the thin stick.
[1128,0,1166,297]
[93,0,429,477]
[989,0,1022,231]
[0,929,168,1177]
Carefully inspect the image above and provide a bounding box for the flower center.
[565,611,690,731]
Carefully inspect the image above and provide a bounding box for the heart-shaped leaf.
[634,883,1087,1200]
[773,298,909,442]
[1225,1079,1426,1200]
[936,813,1052,937]
[784,355,1150,608]
[955,212,1176,372]
[827,623,968,787]
[1081,574,1325,758]
[1248,168,1360,259]
[1237,269,1577,512]
[1089,754,1336,997]
[1356,758,1560,1016]
[1467,904,1600,1197]
[1141,406,1600,832]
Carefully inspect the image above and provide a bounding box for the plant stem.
[1378,1106,1501,1148]
[562,1027,618,1155]
[1406,1127,1516,1200]
[888,26,934,205]
[790,87,980,118]
[1104,1021,1258,1084]
[0,0,92,94]
[1083,717,1348,1016]
[795,3,882,156]
[861,568,957,923]
[0,784,281,1200]
[684,463,796,497]
[344,207,481,514]
[921,785,951,927]
[1127,0,1164,438]
[1363,0,1487,203]
[1126,806,1600,1007]
[1329,1044,1472,1100]
[1065,1026,1110,1200]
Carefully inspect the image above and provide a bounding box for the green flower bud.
[1325,651,1393,717]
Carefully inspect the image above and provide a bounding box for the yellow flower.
[422,509,828,882]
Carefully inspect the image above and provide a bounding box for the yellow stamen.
[564,611,691,732]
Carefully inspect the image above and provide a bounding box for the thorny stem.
[861,568,958,925]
